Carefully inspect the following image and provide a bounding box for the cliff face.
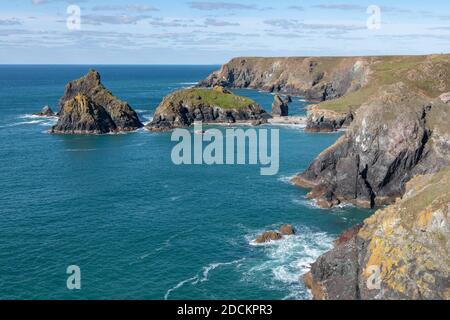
[199,57,371,101]
[54,70,142,133]
[147,87,269,132]
[292,82,450,208]
[201,55,450,132]
[52,93,117,134]
[304,168,450,300]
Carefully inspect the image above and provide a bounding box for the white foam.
[244,225,334,300]
[164,258,245,300]
[277,175,296,185]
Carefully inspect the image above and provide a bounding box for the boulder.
[272,95,289,117]
[255,231,282,244]
[279,224,295,236]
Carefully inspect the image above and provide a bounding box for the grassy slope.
[162,88,256,110]
[319,55,450,113]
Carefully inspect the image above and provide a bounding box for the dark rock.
[34,105,55,117]
[54,69,142,134]
[284,95,292,104]
[272,95,289,117]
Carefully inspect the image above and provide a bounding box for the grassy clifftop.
[159,87,257,111]
[319,55,450,113]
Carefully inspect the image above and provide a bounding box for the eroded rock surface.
[147,88,270,132]
[304,168,450,300]
[52,70,142,134]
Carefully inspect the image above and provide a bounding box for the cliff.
[52,70,142,134]
[200,55,450,132]
[304,167,450,300]
[146,87,270,132]
[52,93,117,134]
[292,82,450,208]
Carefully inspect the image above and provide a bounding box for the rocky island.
[201,54,450,300]
[51,70,143,134]
[146,86,270,132]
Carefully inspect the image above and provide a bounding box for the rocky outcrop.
[147,88,270,132]
[51,93,117,134]
[199,57,371,101]
[34,106,55,117]
[53,70,142,134]
[255,231,282,244]
[255,225,296,243]
[292,82,450,208]
[304,168,450,300]
[305,106,354,132]
[272,95,289,117]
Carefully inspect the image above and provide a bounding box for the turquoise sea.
[0,65,372,300]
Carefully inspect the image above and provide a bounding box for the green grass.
[318,55,450,113]
[163,88,257,110]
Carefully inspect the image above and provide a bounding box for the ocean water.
[0,65,372,300]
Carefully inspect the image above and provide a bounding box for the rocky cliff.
[147,87,270,132]
[199,57,371,101]
[201,55,450,132]
[292,82,450,208]
[52,70,142,134]
[51,93,117,134]
[304,167,450,300]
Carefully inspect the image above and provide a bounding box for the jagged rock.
[255,231,282,244]
[280,224,295,236]
[51,93,117,134]
[305,106,354,132]
[272,95,289,117]
[304,168,450,300]
[147,88,270,132]
[53,70,142,134]
[284,95,292,104]
[34,106,55,117]
[292,82,450,208]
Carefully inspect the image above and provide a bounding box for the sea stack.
[51,70,142,134]
[147,87,270,132]
[272,95,289,117]
[34,106,55,117]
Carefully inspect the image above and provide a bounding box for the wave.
[164,258,245,300]
[244,225,334,300]
[277,175,296,185]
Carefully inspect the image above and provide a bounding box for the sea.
[0,65,372,300]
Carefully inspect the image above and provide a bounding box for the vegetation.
[319,55,450,113]
[161,88,257,110]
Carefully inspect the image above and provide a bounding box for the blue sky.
[1,0,450,64]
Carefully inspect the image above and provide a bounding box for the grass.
[318,55,450,113]
[162,88,257,110]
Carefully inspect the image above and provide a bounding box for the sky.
[0,0,450,64]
